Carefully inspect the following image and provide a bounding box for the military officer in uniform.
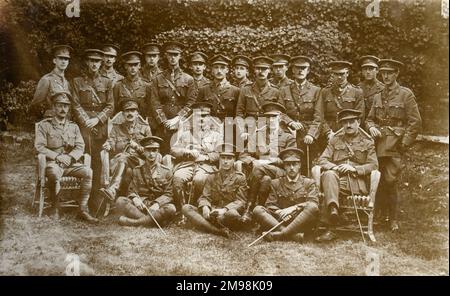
[100,44,124,86]
[115,136,176,227]
[113,51,150,117]
[239,102,296,213]
[31,45,73,118]
[269,54,293,89]
[71,49,114,192]
[279,55,321,176]
[316,109,378,242]
[314,61,365,143]
[366,59,422,231]
[189,51,210,93]
[149,41,196,154]
[253,148,319,242]
[182,143,248,237]
[358,55,384,118]
[232,55,253,88]
[35,91,98,223]
[171,101,223,212]
[141,42,163,83]
[195,54,240,121]
[236,56,282,141]
[99,98,152,202]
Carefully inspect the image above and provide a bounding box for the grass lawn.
[0,141,448,275]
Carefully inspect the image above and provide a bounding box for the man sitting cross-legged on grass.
[115,136,176,227]
[252,148,319,242]
[182,144,248,238]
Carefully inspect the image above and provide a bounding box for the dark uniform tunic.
[315,83,365,136]
[149,67,196,153]
[100,67,124,86]
[113,76,151,119]
[71,72,114,190]
[141,65,162,83]
[253,174,320,236]
[358,79,384,118]
[115,160,176,227]
[196,80,240,120]
[365,82,421,219]
[240,127,297,206]
[279,80,322,175]
[269,76,293,89]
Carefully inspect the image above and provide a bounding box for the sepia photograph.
[0,0,448,279]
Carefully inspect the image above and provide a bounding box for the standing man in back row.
[149,41,196,154]
[269,54,293,89]
[31,45,73,118]
[100,44,124,86]
[357,55,384,118]
[366,59,422,231]
[279,55,321,176]
[71,49,114,193]
[232,55,253,88]
[314,61,364,143]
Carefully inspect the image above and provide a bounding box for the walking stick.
[248,206,302,247]
[347,172,366,244]
[306,144,310,178]
[142,203,167,236]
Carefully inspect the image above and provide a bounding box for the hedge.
[0,0,448,129]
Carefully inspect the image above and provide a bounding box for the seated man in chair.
[99,98,152,203]
[115,136,176,227]
[171,101,223,213]
[34,91,98,223]
[315,109,378,242]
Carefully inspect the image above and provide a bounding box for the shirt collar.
[286,174,300,183]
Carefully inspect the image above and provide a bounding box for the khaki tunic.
[318,130,378,194]
[35,118,84,162]
[315,83,365,136]
[266,175,319,211]
[366,82,422,157]
[32,70,71,117]
[127,161,173,207]
[197,170,248,211]
[196,80,240,120]
[358,79,384,117]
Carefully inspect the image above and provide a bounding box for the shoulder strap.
[162,75,181,97]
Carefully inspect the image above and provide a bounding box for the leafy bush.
[0,80,37,130]
[1,0,448,130]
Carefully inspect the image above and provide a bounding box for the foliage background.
[0,0,448,132]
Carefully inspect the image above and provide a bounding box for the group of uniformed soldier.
[32,41,422,242]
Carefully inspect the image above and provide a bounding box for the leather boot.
[252,206,285,232]
[239,202,253,225]
[118,215,152,227]
[79,195,99,224]
[278,204,318,238]
[99,161,126,202]
[182,205,228,237]
[257,176,272,206]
